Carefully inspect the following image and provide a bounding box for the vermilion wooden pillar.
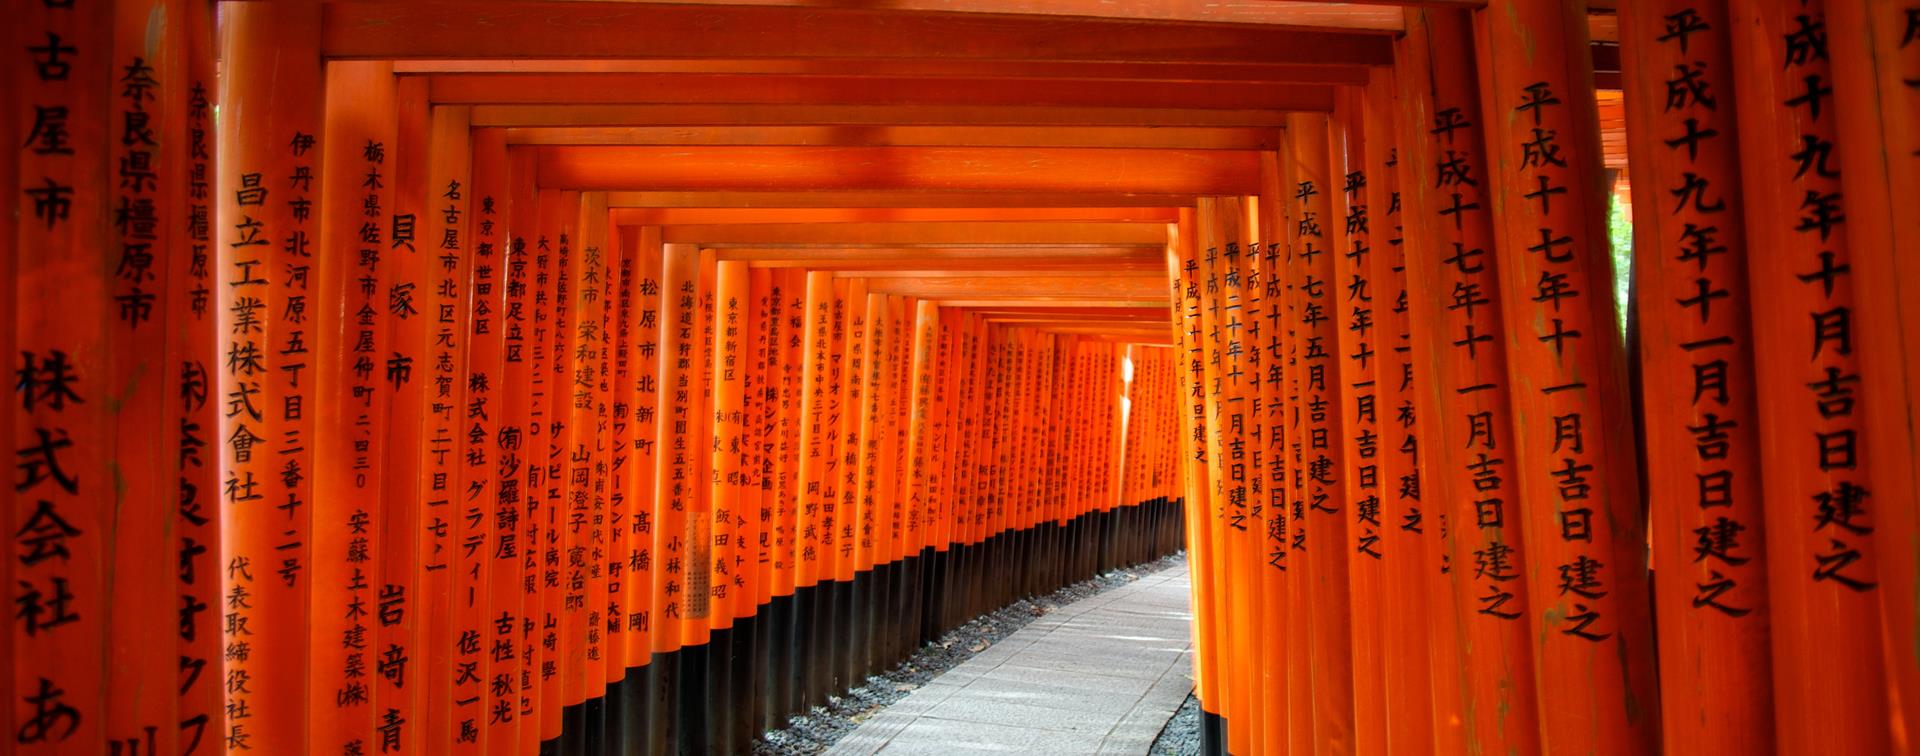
[574,194,613,727]
[1474,0,1658,748]
[1168,207,1223,739]
[1330,85,1388,756]
[1188,198,1241,753]
[215,4,324,753]
[1251,158,1292,756]
[313,59,397,756]
[495,146,541,756]
[621,227,664,677]
[1395,10,1539,755]
[1729,1,1888,753]
[13,0,109,752]
[1828,2,1920,750]
[539,190,582,743]
[419,105,474,756]
[103,2,187,752]
[172,3,221,751]
[652,240,700,718]
[1363,62,1437,755]
[462,127,510,753]
[1286,114,1360,755]
[1620,2,1777,754]
[1475,1,1662,752]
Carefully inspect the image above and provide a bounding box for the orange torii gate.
[13,1,1920,755]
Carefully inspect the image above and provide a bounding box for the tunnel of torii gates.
[6,0,1920,755]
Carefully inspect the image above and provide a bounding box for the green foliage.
[1608,193,1633,337]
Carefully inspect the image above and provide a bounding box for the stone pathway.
[825,564,1195,755]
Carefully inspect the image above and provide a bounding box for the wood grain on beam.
[661,221,1168,245]
[470,104,1306,128]
[605,191,1204,208]
[708,247,1160,262]
[537,146,1262,194]
[935,298,1168,308]
[507,125,1277,150]
[322,1,1395,64]
[428,74,1335,111]
[610,207,1180,225]
[864,276,1166,300]
[493,0,1411,30]
[395,59,1371,84]
[832,266,1165,278]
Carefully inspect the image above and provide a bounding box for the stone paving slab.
[825,565,1195,756]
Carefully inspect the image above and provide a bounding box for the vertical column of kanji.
[1166,209,1220,739]
[103,1,180,751]
[1216,199,1265,755]
[1363,62,1436,755]
[312,59,396,756]
[1728,1,1888,751]
[213,5,322,753]
[771,271,801,610]
[1330,84,1389,756]
[854,290,884,597]
[513,189,553,755]
[456,127,508,753]
[1249,168,1291,756]
[930,308,960,571]
[794,271,831,630]
[835,281,870,661]
[710,260,749,644]
[604,225,632,696]
[1475,1,1661,750]
[379,75,431,756]
[891,297,917,581]
[739,267,770,655]
[1828,2,1920,747]
[1393,10,1537,754]
[567,193,611,721]
[906,301,939,570]
[689,249,718,654]
[652,242,698,679]
[1619,3,1776,753]
[1275,135,1319,756]
[1190,200,1243,751]
[621,228,663,682]
[537,191,580,744]
[559,193,608,724]
[749,266,777,624]
[12,0,107,752]
[492,147,538,756]
[1288,117,1362,754]
[171,3,220,751]
[416,106,473,755]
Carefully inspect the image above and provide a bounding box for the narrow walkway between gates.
[827,564,1195,756]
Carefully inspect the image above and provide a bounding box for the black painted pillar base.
[561,699,586,756]
[764,594,794,731]
[621,663,648,756]
[1202,711,1227,756]
[677,642,712,756]
[647,650,681,756]
[730,614,759,752]
[710,626,736,756]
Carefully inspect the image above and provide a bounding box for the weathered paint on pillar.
[1729,1,1888,753]
[1288,114,1361,754]
[215,5,324,752]
[1331,85,1389,756]
[1364,61,1439,755]
[312,58,396,756]
[1621,2,1778,753]
[1396,10,1541,755]
[1828,2,1920,750]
